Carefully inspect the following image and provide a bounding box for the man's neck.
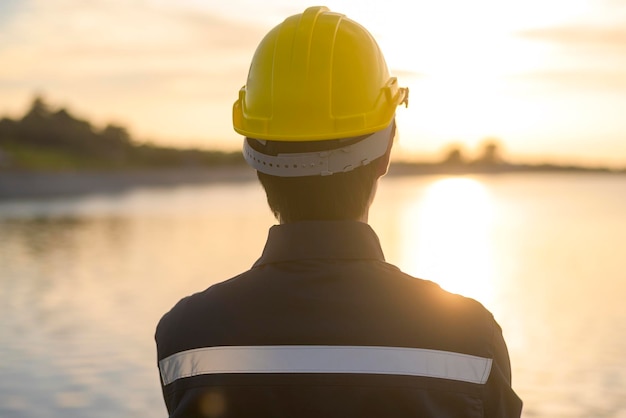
[279,212,370,225]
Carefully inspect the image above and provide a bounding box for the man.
[156,6,522,417]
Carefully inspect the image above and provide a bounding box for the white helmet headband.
[243,122,394,177]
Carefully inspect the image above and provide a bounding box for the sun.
[362,0,593,152]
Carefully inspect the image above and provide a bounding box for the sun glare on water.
[399,177,496,305]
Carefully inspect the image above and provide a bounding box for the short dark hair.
[257,162,380,223]
[250,122,395,223]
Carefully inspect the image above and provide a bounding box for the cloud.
[511,70,626,93]
[519,24,626,49]
[514,22,626,93]
[0,0,265,77]
[0,3,266,100]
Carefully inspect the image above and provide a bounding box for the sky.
[1,0,625,167]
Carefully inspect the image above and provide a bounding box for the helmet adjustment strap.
[243,122,394,177]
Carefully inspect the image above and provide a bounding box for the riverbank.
[0,167,257,200]
[2,162,624,200]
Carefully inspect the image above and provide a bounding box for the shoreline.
[1,164,623,201]
[0,166,257,200]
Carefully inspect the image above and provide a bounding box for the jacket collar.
[253,221,386,267]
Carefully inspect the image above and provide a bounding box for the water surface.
[1,173,625,417]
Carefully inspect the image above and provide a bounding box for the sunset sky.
[1,0,625,167]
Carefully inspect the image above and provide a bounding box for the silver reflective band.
[159,345,493,386]
[243,123,394,177]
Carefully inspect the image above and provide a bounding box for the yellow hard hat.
[233,6,408,142]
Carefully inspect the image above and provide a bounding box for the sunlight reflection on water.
[399,177,495,305]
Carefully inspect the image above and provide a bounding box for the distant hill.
[0,96,245,171]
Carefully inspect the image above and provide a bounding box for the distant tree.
[17,96,104,156]
[441,145,466,166]
[24,95,52,119]
[475,139,504,165]
[46,107,100,155]
[0,117,18,144]
[18,96,55,147]
[1,93,247,169]
[101,124,132,147]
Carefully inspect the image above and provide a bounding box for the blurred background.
[1,1,625,417]
[2,0,626,166]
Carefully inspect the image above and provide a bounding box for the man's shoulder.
[154,270,257,350]
[159,268,254,312]
[370,263,496,322]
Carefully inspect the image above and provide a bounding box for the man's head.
[233,6,407,223]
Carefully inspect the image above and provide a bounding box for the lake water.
[0,172,625,418]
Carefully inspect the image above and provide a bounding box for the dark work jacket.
[156,221,522,417]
